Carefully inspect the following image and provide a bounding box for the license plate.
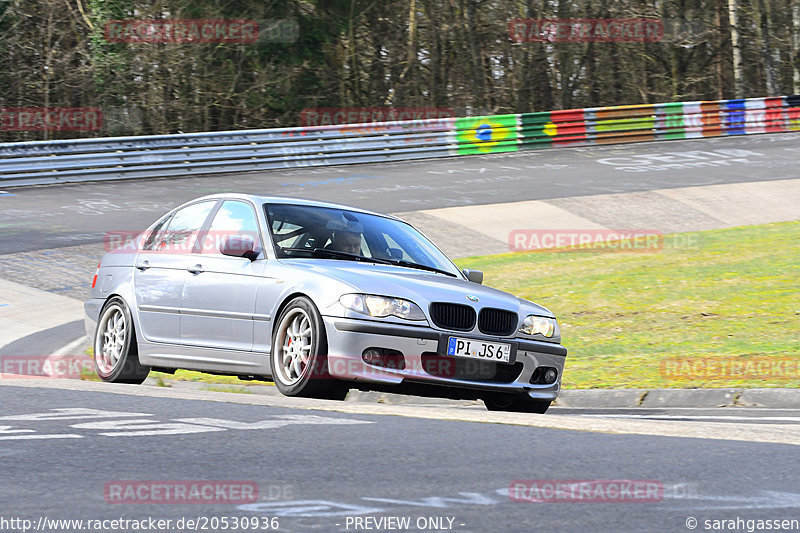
[446,336,511,363]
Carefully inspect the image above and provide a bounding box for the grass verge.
[458,221,800,389]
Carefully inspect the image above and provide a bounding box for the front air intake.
[421,353,523,383]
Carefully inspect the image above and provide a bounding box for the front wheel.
[270,296,347,400]
[483,394,550,414]
[93,297,150,384]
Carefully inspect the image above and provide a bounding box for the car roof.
[186,193,402,221]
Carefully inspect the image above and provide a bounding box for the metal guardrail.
[1,95,798,187]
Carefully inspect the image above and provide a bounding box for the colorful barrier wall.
[503,95,800,153]
[1,95,799,187]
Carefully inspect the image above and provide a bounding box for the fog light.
[530,367,558,385]
[362,348,383,365]
[361,348,405,370]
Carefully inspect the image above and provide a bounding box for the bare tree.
[728,0,745,97]
[794,0,800,92]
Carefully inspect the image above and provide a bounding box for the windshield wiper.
[384,259,457,277]
[280,247,391,265]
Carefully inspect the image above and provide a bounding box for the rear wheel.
[483,394,550,414]
[93,297,150,384]
[270,296,347,400]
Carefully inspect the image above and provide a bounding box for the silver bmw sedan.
[85,194,566,413]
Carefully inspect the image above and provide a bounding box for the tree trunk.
[715,3,725,100]
[753,0,777,95]
[525,0,554,111]
[728,0,744,97]
[399,0,417,82]
[464,0,488,112]
[793,0,800,93]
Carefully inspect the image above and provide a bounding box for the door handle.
[187,264,205,274]
[135,260,150,271]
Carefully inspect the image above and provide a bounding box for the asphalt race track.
[2,132,799,253]
[1,383,799,533]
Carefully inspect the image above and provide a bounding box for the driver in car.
[327,230,362,255]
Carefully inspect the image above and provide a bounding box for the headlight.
[340,294,426,321]
[519,315,557,338]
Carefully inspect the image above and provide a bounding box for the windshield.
[264,203,462,277]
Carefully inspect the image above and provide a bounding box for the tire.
[483,394,551,414]
[93,297,150,384]
[270,296,348,400]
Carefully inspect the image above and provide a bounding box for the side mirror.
[462,268,483,284]
[220,236,259,261]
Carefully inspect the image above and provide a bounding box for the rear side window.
[141,213,173,251]
[143,201,215,253]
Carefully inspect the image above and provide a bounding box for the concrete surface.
[0,278,85,348]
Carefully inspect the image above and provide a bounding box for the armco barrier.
[1,95,798,187]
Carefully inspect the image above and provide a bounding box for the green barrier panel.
[519,111,553,149]
[455,114,519,154]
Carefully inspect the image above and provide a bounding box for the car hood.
[278,258,554,317]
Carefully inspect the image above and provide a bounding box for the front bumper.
[322,316,566,401]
